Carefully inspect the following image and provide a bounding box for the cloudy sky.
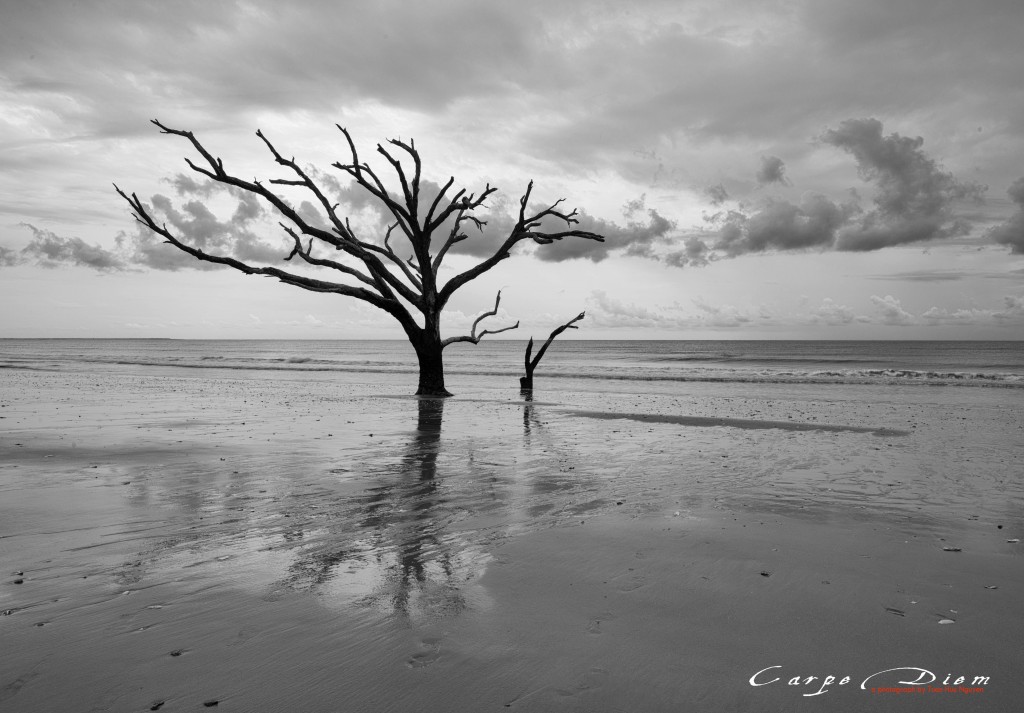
[2,0,1023,339]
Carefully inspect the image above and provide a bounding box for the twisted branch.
[441,291,519,347]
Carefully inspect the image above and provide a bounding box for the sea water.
[1,339,1022,389]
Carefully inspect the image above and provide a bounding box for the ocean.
[1,339,1022,388]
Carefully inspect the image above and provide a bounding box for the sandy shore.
[2,367,1022,711]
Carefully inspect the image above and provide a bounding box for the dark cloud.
[705,184,730,206]
[302,165,398,217]
[163,167,398,252]
[664,236,712,268]
[116,224,212,272]
[681,118,989,265]
[533,196,675,263]
[295,201,332,232]
[987,177,1024,253]
[14,224,124,270]
[446,191,523,260]
[0,0,551,143]
[756,156,789,186]
[0,245,21,266]
[118,172,519,271]
[821,118,984,251]
[712,194,853,257]
[7,0,1023,154]
[117,182,288,270]
[512,0,1024,197]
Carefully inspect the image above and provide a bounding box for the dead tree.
[519,311,585,391]
[115,120,604,396]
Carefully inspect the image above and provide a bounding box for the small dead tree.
[520,311,585,391]
[115,120,604,396]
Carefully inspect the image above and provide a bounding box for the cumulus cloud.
[821,118,984,251]
[691,297,753,327]
[587,290,767,331]
[589,290,664,326]
[534,196,676,263]
[117,178,290,270]
[921,305,995,325]
[987,177,1024,253]
[810,298,859,326]
[0,245,20,267]
[586,288,1024,332]
[922,295,1024,325]
[664,236,713,268]
[710,194,854,257]
[870,295,915,325]
[996,295,1024,322]
[3,224,125,271]
[675,118,993,266]
[756,156,789,186]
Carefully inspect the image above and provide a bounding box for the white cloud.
[810,298,858,326]
[870,295,916,325]
[922,295,1024,325]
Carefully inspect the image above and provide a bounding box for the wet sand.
[1,368,1022,711]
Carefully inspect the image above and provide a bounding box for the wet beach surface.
[2,368,1023,711]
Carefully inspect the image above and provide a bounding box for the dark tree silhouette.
[519,311,585,391]
[115,120,604,396]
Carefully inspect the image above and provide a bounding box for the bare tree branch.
[441,291,519,347]
[256,128,358,245]
[332,125,417,241]
[114,185,415,330]
[149,121,425,310]
[360,223,423,292]
[439,183,604,305]
[426,184,497,234]
[529,311,585,371]
[279,223,379,288]
[431,210,486,272]
[423,176,456,228]
[521,311,585,390]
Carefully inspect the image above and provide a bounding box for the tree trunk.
[412,333,451,397]
[520,337,535,392]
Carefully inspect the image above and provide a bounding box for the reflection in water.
[115,394,625,623]
[282,397,489,621]
[521,389,540,438]
[407,395,444,481]
[358,397,453,617]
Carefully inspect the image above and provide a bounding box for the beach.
[2,349,1023,712]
